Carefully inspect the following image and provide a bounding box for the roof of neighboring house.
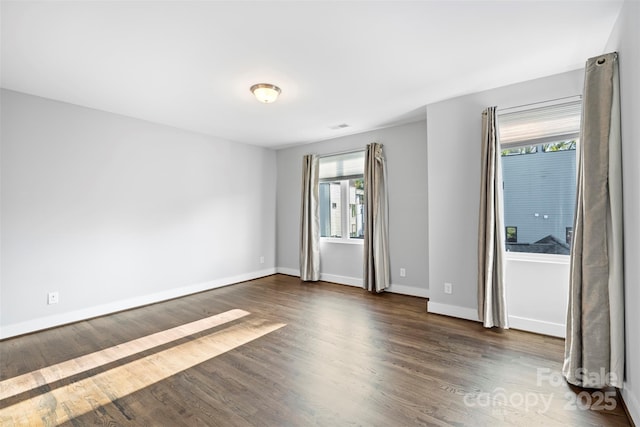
[506,234,571,255]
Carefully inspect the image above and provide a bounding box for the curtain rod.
[497,95,582,113]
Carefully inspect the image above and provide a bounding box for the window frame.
[498,99,581,261]
[317,150,366,245]
[501,136,578,261]
[319,177,365,245]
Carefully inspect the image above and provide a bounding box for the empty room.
[1,1,639,426]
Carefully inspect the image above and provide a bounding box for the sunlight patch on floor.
[0,309,250,400]
[0,311,285,426]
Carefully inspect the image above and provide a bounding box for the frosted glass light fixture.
[250,83,281,103]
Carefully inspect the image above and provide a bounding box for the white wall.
[504,254,569,337]
[425,69,584,333]
[276,121,429,297]
[0,90,277,338]
[605,0,640,423]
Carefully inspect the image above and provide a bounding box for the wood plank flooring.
[0,274,632,426]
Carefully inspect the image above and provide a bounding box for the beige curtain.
[478,107,508,328]
[563,52,624,388]
[300,154,320,281]
[363,143,390,292]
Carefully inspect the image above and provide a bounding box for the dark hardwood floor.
[0,274,632,426]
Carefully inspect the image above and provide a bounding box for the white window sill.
[504,251,570,265]
[320,238,364,245]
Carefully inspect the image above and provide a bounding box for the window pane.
[319,151,365,181]
[542,140,577,152]
[501,140,577,255]
[349,178,365,239]
[501,145,537,156]
[319,181,342,238]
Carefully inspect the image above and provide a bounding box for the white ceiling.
[1,1,624,148]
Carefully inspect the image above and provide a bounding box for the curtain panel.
[563,52,624,388]
[363,143,390,293]
[478,106,509,328]
[300,154,320,281]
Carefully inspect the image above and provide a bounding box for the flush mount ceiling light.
[250,83,281,104]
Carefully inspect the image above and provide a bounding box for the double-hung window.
[318,150,365,242]
[498,99,581,255]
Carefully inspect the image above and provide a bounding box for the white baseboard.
[622,386,640,426]
[276,267,300,277]
[320,273,362,287]
[507,315,565,338]
[0,268,277,340]
[277,268,361,287]
[427,301,480,322]
[278,268,362,288]
[275,267,429,298]
[427,303,567,338]
[388,283,429,298]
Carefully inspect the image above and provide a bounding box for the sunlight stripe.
[0,319,285,426]
[0,309,250,400]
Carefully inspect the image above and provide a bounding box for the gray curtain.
[478,106,508,328]
[563,52,624,388]
[363,143,390,292]
[300,154,320,281]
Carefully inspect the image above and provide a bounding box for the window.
[318,151,365,241]
[498,99,581,255]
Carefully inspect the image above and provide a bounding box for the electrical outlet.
[399,268,406,277]
[444,282,453,295]
[260,256,265,264]
[48,291,59,305]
